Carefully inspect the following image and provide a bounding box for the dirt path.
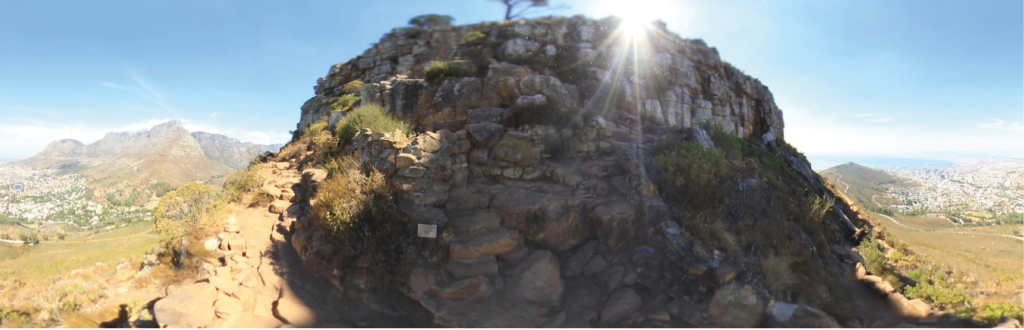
[219,161,429,328]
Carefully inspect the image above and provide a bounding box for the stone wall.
[297,16,785,144]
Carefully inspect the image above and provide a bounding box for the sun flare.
[595,0,668,38]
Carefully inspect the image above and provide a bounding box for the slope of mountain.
[820,162,903,208]
[16,120,282,186]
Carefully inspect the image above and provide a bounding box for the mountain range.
[16,120,282,185]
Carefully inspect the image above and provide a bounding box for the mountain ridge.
[16,120,282,185]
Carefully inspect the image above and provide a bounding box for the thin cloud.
[852,113,893,122]
[0,118,288,159]
[100,74,177,115]
[978,119,1024,131]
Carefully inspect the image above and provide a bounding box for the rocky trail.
[152,160,430,328]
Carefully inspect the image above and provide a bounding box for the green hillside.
[820,162,903,209]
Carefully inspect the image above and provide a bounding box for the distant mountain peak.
[17,120,284,184]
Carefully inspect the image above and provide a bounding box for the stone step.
[445,256,499,278]
[446,209,501,237]
[449,228,524,260]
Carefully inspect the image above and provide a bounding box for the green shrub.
[310,130,339,165]
[463,31,486,44]
[154,183,217,236]
[330,94,360,113]
[654,140,730,209]
[978,302,1024,323]
[409,14,453,28]
[309,158,411,285]
[150,181,176,197]
[223,166,264,203]
[335,104,413,146]
[424,61,472,85]
[905,282,975,317]
[341,80,364,95]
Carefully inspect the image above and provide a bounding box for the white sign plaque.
[417,224,438,238]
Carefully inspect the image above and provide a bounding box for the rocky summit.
[146,15,1000,329]
[297,16,784,143]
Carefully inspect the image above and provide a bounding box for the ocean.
[806,155,956,171]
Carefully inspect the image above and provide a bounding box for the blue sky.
[0,0,1021,161]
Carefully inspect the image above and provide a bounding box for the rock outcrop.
[297,16,784,144]
[277,15,994,329]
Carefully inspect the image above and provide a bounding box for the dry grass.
[762,254,797,293]
[306,157,412,287]
[277,138,310,162]
[873,212,1023,281]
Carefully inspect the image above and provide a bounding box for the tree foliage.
[491,0,551,21]
[154,182,216,236]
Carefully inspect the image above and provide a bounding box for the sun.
[595,0,664,38]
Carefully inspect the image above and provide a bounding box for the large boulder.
[430,77,481,129]
[480,62,536,107]
[499,38,541,63]
[387,79,433,118]
[519,75,579,109]
[449,228,524,260]
[591,201,639,250]
[708,284,768,327]
[506,250,564,305]
[492,188,590,251]
[153,283,218,328]
[465,122,505,149]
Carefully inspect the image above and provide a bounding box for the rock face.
[278,15,895,330]
[298,17,784,143]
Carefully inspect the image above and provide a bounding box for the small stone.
[438,276,491,301]
[714,262,739,284]
[563,241,598,277]
[397,165,426,178]
[438,129,458,143]
[204,238,219,251]
[228,236,246,251]
[600,288,642,325]
[583,255,609,277]
[597,265,625,292]
[396,153,417,168]
[269,200,289,214]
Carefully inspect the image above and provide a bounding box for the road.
[835,174,850,193]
